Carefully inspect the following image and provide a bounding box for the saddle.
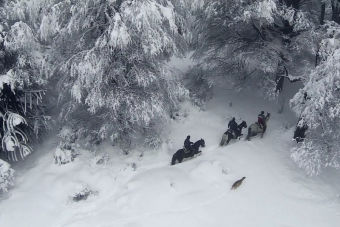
[183,147,191,154]
[226,129,237,138]
[256,122,263,129]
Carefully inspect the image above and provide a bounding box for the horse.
[246,113,270,141]
[220,121,247,146]
[171,139,205,165]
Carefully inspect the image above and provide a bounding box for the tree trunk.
[315,44,320,67]
[320,2,326,25]
[332,0,340,24]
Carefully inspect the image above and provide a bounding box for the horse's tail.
[220,133,227,146]
[171,153,177,165]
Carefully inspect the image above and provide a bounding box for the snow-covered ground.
[1,83,340,227]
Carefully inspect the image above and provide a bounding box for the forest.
[0,0,339,198]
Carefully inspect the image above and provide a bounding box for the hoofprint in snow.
[1,89,340,227]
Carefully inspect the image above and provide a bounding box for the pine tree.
[290,22,340,175]
[189,0,317,98]
[0,1,49,161]
[5,0,188,152]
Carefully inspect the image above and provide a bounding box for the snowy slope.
[1,84,340,227]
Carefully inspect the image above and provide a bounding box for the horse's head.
[200,139,205,148]
[240,121,247,128]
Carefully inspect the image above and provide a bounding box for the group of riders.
[183,111,268,152]
[227,110,267,139]
[175,109,308,166]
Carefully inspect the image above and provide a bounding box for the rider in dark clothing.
[258,111,266,133]
[184,135,193,152]
[228,117,239,137]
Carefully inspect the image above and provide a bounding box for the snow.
[0,70,15,90]
[158,2,177,33]
[1,82,339,226]
[0,160,14,193]
[12,114,24,127]
[3,137,15,152]
[54,147,74,165]
[108,13,131,48]
[4,21,37,51]
[243,0,277,24]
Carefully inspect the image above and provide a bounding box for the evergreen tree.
[5,0,188,151]
[190,0,317,97]
[290,22,340,175]
[1,1,48,161]
[1,0,338,176]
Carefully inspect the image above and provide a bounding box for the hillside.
[1,86,339,227]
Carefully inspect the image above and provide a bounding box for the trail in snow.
[1,71,340,227]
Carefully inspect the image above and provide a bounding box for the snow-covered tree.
[290,22,340,175]
[0,159,14,193]
[5,0,188,150]
[3,0,337,177]
[189,0,318,99]
[0,1,49,161]
[1,111,32,161]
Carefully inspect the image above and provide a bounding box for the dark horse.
[220,121,247,146]
[246,113,270,141]
[171,139,205,165]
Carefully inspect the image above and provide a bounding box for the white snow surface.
[0,160,14,193]
[1,86,340,227]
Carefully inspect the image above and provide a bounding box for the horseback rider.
[184,135,193,153]
[228,117,239,137]
[258,111,267,133]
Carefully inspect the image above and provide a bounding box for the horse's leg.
[246,128,251,141]
[226,134,232,145]
[261,125,267,138]
[171,154,177,165]
[178,154,184,163]
[190,149,196,158]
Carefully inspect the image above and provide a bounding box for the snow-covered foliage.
[1,0,339,177]
[54,127,77,165]
[72,186,98,202]
[242,0,278,25]
[54,147,75,165]
[0,84,47,161]
[1,111,32,161]
[4,0,188,149]
[186,0,340,174]
[190,0,317,97]
[0,159,14,193]
[3,20,51,87]
[0,3,49,162]
[290,23,340,175]
[184,67,213,107]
